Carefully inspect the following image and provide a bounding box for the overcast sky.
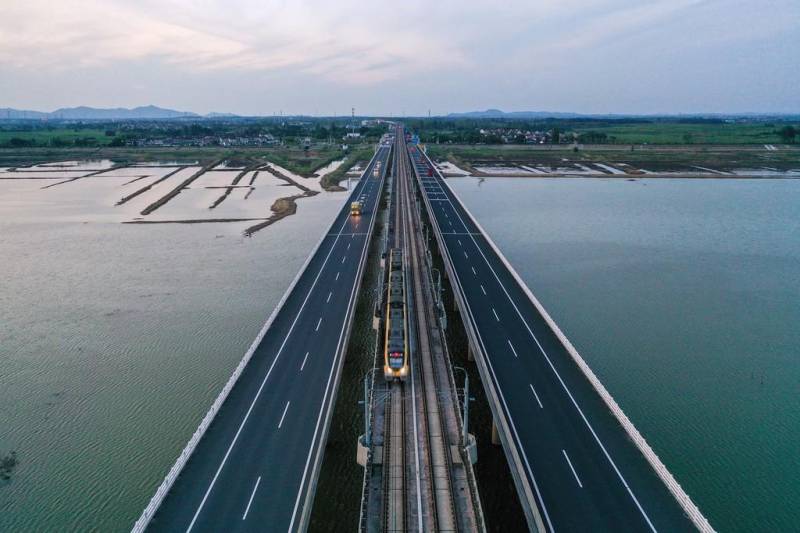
[1,0,797,115]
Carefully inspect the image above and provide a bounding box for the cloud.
[0,0,797,113]
[0,0,466,83]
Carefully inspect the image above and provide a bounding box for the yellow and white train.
[384,248,409,381]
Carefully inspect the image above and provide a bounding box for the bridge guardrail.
[131,150,383,533]
[441,169,715,533]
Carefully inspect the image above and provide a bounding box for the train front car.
[384,249,409,381]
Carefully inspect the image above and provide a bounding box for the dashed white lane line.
[278,401,291,429]
[341,255,346,264]
[529,384,543,409]
[326,291,332,303]
[242,476,261,520]
[347,242,351,250]
[563,450,583,488]
[458,239,462,247]
[335,271,340,281]
[480,285,486,295]
[507,339,518,358]
[471,266,477,276]
[300,352,309,372]
[492,308,500,322]
[315,317,322,331]
[464,251,469,259]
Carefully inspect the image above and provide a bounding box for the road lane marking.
[341,255,346,264]
[471,266,477,276]
[508,339,518,358]
[300,352,309,371]
[563,450,583,488]
[242,476,261,520]
[464,251,469,259]
[492,308,500,322]
[458,239,462,246]
[335,271,340,281]
[315,317,322,331]
[529,384,543,408]
[326,291,332,303]
[347,242,351,250]
[480,285,486,295]
[278,401,291,429]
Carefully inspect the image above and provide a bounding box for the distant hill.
[446,109,800,120]
[0,105,205,120]
[447,109,585,119]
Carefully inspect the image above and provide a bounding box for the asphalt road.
[148,144,391,532]
[409,146,698,532]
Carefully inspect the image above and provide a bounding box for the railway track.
[398,135,459,532]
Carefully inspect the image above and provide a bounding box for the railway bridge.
[132,126,713,532]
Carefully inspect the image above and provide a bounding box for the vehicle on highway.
[384,248,408,381]
[373,161,382,177]
[350,200,362,216]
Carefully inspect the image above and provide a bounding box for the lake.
[0,167,347,531]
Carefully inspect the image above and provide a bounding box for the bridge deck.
[141,145,391,532]
[411,146,706,532]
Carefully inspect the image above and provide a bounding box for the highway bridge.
[133,126,713,532]
[407,138,713,532]
[133,143,392,532]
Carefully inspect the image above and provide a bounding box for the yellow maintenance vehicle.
[350,200,362,216]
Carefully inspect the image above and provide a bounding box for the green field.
[578,122,786,144]
[0,128,116,147]
[426,144,800,173]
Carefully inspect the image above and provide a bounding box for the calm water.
[449,177,800,532]
[0,176,347,531]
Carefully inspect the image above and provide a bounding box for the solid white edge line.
[242,476,261,520]
[562,450,583,488]
[278,401,291,429]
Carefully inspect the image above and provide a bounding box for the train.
[384,248,409,381]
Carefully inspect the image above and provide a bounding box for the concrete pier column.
[491,420,501,446]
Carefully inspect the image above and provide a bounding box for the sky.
[0,0,798,116]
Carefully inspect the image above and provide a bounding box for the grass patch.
[426,144,800,173]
